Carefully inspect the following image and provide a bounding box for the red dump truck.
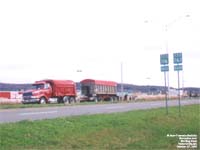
[22,80,76,104]
[80,79,118,101]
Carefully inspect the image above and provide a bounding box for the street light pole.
[146,77,151,95]
[121,62,124,100]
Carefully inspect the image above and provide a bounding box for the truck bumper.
[22,98,40,104]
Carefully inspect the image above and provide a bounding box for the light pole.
[146,77,151,95]
[76,69,83,93]
[76,69,82,81]
[121,62,124,100]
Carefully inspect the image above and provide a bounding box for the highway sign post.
[173,52,183,117]
[160,54,169,115]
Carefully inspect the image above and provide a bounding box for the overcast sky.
[0,0,199,88]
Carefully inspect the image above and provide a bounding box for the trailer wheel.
[39,97,46,104]
[113,96,118,102]
[110,97,114,103]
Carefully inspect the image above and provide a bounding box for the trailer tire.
[39,97,46,104]
[110,97,114,103]
[94,97,98,103]
[113,96,118,102]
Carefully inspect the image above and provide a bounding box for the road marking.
[105,106,126,110]
[19,110,58,116]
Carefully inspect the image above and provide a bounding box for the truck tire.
[57,97,63,103]
[70,97,75,104]
[63,96,70,104]
[40,97,46,104]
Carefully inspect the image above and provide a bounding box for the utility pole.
[121,62,124,100]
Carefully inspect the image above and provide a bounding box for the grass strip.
[0,104,199,150]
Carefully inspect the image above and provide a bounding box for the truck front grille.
[23,92,33,100]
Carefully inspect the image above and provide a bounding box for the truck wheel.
[57,97,63,103]
[70,97,75,104]
[63,96,69,104]
[40,97,46,104]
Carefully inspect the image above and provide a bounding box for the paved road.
[0,99,199,123]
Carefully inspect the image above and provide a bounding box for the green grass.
[0,104,199,150]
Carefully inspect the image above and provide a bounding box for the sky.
[0,0,200,88]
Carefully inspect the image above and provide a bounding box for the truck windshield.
[32,84,44,90]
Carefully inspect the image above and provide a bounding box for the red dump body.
[80,79,118,101]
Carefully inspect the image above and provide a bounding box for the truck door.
[44,83,52,98]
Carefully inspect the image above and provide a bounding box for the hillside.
[0,83,32,91]
[0,82,164,93]
[0,82,199,95]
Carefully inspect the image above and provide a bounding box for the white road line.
[19,110,58,116]
[105,106,126,110]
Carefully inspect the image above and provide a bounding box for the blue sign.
[174,65,183,71]
[161,66,169,72]
[160,54,169,65]
[173,53,182,64]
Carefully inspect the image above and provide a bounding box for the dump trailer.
[22,80,76,104]
[80,79,118,101]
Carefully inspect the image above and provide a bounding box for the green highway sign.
[161,65,169,72]
[173,53,182,64]
[174,65,183,71]
[160,54,169,65]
